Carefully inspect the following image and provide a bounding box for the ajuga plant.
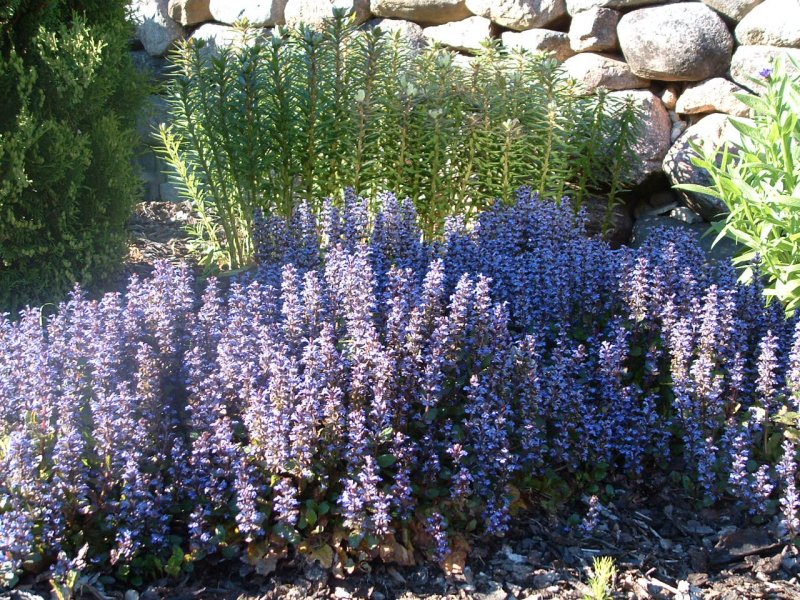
[2,187,799,589]
[158,10,641,270]
[676,57,800,315]
[0,0,147,313]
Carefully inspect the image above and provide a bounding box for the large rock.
[501,29,574,61]
[568,7,619,52]
[285,0,371,27]
[729,45,800,91]
[168,0,212,25]
[735,0,800,47]
[565,0,660,15]
[675,78,750,117]
[370,0,470,24]
[130,0,185,57]
[451,53,476,71]
[660,84,679,110]
[609,90,672,185]
[209,0,287,26]
[662,113,745,221]
[364,18,428,50]
[563,53,649,93]
[465,0,567,31]
[618,4,734,81]
[188,23,270,57]
[701,0,764,21]
[422,16,492,54]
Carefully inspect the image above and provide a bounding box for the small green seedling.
[584,555,617,600]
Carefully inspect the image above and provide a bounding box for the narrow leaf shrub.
[0,0,147,313]
[159,11,640,270]
[1,188,798,587]
[676,57,800,314]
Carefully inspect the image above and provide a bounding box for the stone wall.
[130,0,800,240]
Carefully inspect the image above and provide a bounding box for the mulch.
[27,488,797,600]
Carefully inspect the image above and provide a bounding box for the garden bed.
[3,193,799,599]
[112,200,800,600]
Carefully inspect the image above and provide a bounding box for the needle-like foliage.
[158,11,640,270]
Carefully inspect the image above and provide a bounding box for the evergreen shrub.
[0,0,146,312]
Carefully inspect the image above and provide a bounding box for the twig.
[647,575,679,595]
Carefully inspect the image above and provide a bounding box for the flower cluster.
[1,188,798,583]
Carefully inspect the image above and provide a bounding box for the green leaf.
[274,523,301,544]
[377,453,397,468]
[305,507,318,527]
[305,543,334,568]
[673,183,719,197]
[165,545,184,578]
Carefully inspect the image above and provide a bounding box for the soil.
[12,201,793,600]
[123,200,198,279]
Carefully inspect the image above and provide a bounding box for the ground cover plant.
[0,0,147,313]
[158,10,640,270]
[677,57,800,315]
[1,188,799,593]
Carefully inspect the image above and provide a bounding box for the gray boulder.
[284,0,371,27]
[187,23,270,57]
[209,0,287,26]
[565,0,661,15]
[671,119,688,142]
[568,7,619,53]
[675,78,751,117]
[168,0,212,25]
[700,0,763,22]
[609,90,672,185]
[563,53,649,93]
[130,0,185,57]
[729,45,800,91]
[662,113,745,221]
[370,0,470,24]
[618,4,734,81]
[660,84,679,110]
[364,18,428,50]
[501,29,574,61]
[451,53,476,71]
[465,0,567,31]
[422,16,492,54]
[735,0,800,47]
